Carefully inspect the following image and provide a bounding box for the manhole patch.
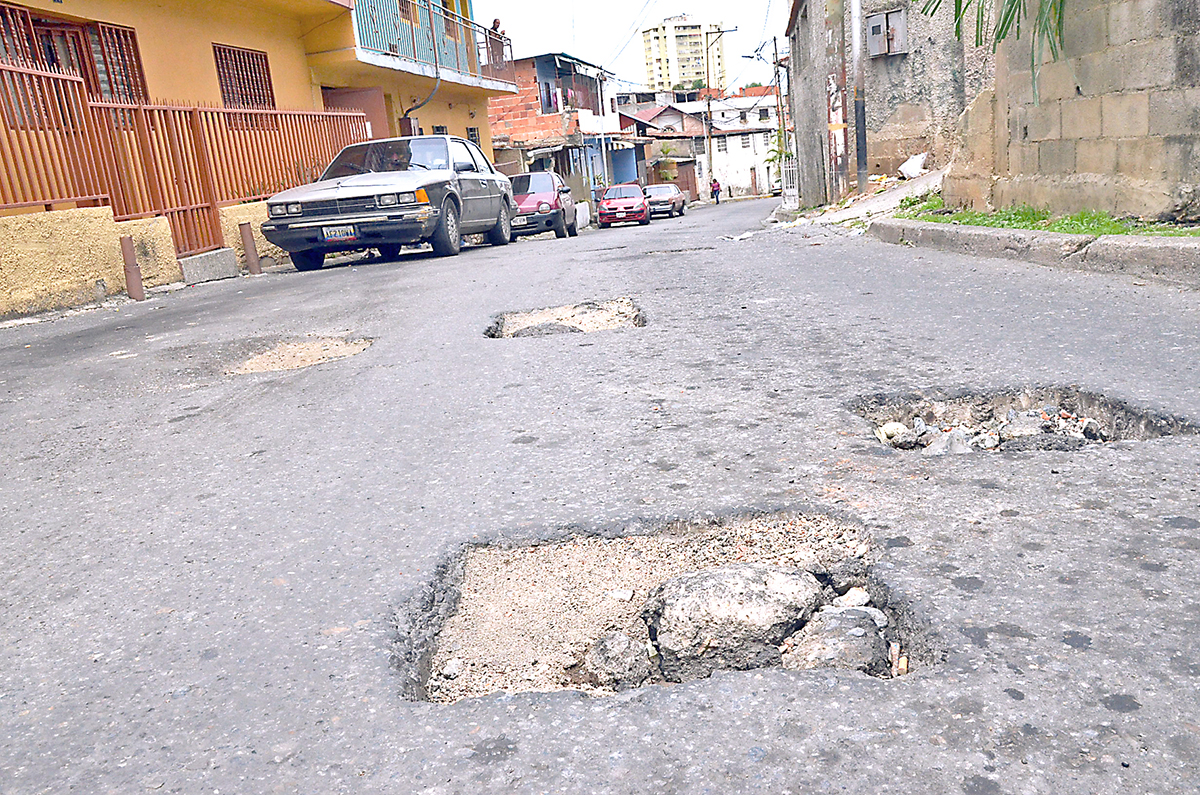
[392,512,934,703]
[229,337,371,374]
[485,297,646,338]
[851,386,1197,454]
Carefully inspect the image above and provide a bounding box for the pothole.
[391,512,936,703]
[484,297,646,338]
[228,337,371,374]
[851,386,1197,454]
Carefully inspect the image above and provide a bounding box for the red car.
[598,184,651,228]
[509,171,578,239]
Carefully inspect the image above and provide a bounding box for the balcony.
[353,0,516,92]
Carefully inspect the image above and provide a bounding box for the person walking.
[710,177,721,205]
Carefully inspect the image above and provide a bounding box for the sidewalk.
[869,216,1200,289]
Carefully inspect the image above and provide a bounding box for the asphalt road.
[2,199,1199,794]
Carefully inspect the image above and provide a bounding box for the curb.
[868,217,1200,289]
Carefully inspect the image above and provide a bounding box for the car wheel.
[679,202,686,216]
[566,215,578,236]
[599,221,610,229]
[486,201,511,246]
[377,245,402,261]
[291,249,324,271]
[667,206,676,218]
[552,211,568,238]
[639,214,650,225]
[429,199,461,257]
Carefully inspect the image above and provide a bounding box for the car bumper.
[598,207,648,223]
[509,209,560,236]
[648,202,677,216]
[261,206,439,252]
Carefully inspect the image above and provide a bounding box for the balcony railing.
[354,0,515,86]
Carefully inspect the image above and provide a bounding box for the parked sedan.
[597,184,650,228]
[510,171,578,239]
[261,135,513,270]
[644,183,687,217]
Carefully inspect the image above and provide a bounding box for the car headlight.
[397,192,417,204]
[537,201,552,214]
[287,203,302,215]
[269,204,288,217]
[377,193,398,207]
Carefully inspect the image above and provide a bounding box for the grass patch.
[896,194,1200,237]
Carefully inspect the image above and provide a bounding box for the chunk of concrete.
[781,607,890,675]
[641,563,822,682]
[580,631,650,691]
[179,248,238,285]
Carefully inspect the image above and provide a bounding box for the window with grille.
[716,137,726,152]
[213,44,275,109]
[741,134,750,148]
[0,3,37,67]
[432,124,448,135]
[88,24,148,103]
[759,108,769,121]
[466,126,480,144]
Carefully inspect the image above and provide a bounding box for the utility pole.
[850,0,868,193]
[704,26,736,189]
[771,37,786,154]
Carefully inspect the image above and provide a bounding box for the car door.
[466,141,503,220]
[449,139,488,229]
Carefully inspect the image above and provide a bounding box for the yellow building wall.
[19,0,339,110]
[0,207,180,319]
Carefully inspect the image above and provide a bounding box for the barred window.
[716,137,726,152]
[213,43,275,108]
[759,108,769,121]
[741,134,750,148]
[432,124,448,135]
[466,126,480,145]
[87,24,148,104]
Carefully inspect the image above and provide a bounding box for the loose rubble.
[419,515,915,703]
[873,404,1108,454]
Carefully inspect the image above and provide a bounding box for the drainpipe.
[850,0,868,193]
[403,0,441,131]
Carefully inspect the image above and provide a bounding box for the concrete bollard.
[238,222,262,275]
[119,235,146,301]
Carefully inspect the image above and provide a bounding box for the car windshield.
[603,185,643,199]
[511,173,556,195]
[321,138,450,179]
[645,185,676,196]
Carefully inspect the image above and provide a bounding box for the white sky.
[471,0,791,92]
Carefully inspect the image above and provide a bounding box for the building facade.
[642,15,726,92]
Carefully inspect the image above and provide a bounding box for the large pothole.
[228,336,371,374]
[391,513,935,703]
[851,386,1197,454]
[484,297,646,338]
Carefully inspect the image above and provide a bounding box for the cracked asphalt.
[2,198,1199,794]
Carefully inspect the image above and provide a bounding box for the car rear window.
[511,173,556,195]
[322,138,450,179]
[603,185,643,199]
[645,185,677,196]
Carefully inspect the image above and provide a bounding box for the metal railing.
[1,60,368,256]
[354,0,515,85]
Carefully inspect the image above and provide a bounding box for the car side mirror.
[454,161,475,173]
[558,185,571,194]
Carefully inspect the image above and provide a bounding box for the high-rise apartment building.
[642,15,726,93]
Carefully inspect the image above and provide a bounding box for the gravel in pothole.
[416,514,919,704]
[852,386,1197,455]
[484,297,646,338]
[228,337,371,374]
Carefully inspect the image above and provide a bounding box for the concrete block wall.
[487,61,578,146]
[946,0,1200,219]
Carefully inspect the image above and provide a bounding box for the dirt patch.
[408,513,921,703]
[485,297,646,338]
[229,337,371,374]
[851,386,1197,453]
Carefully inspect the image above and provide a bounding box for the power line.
[603,0,659,70]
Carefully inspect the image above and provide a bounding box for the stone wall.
[946,0,1200,218]
[0,207,180,319]
[852,2,994,176]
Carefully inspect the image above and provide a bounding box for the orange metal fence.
[1,60,368,256]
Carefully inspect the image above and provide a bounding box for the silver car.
[262,135,514,270]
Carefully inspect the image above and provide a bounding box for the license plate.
[322,225,356,242]
[511,216,528,226]
[616,212,626,218]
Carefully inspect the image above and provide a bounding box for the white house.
[675,97,783,197]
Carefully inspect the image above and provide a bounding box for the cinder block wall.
[947,0,1200,218]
